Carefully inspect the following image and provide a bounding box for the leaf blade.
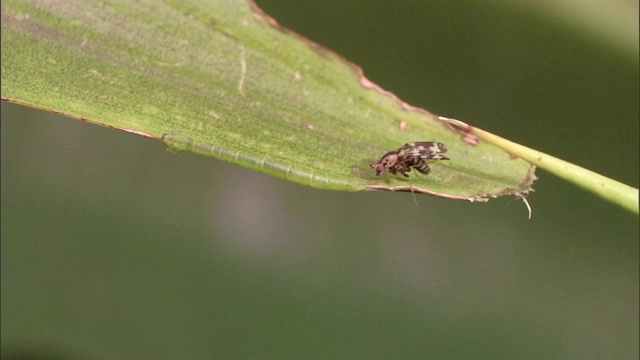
[1,0,535,201]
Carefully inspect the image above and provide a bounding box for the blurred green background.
[2,0,638,359]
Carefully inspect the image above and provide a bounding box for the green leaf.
[2,0,535,202]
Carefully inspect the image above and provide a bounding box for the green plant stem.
[468,122,638,215]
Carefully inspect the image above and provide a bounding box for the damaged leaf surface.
[1,0,535,201]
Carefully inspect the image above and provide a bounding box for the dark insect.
[371,142,449,177]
